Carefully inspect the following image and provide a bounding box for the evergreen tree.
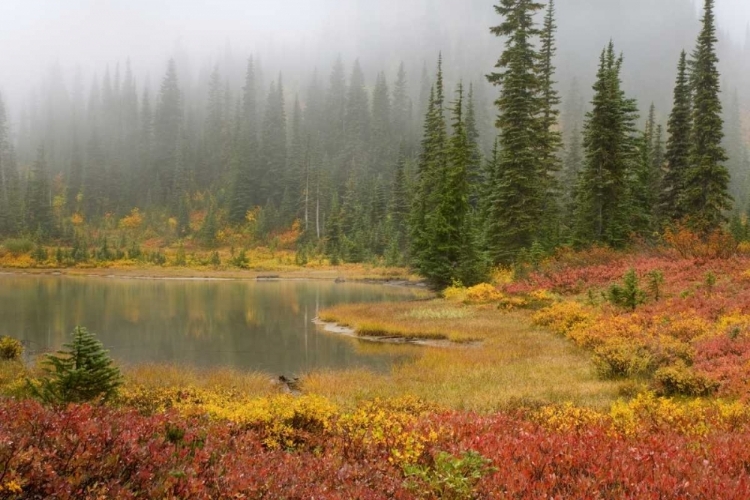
[153,59,182,205]
[631,104,660,236]
[465,84,482,206]
[229,57,260,224]
[410,57,447,277]
[486,0,545,264]
[537,0,563,246]
[660,51,692,224]
[25,147,54,238]
[391,63,411,148]
[32,326,122,404]
[682,0,731,232]
[370,71,392,169]
[574,42,639,247]
[259,78,287,207]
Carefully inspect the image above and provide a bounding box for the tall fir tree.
[682,0,731,232]
[25,147,54,238]
[410,57,447,278]
[574,42,639,247]
[486,0,545,264]
[422,84,472,287]
[660,51,693,224]
[229,57,260,224]
[631,104,660,236]
[153,59,182,205]
[259,78,287,208]
[537,0,563,247]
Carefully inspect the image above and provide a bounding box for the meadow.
[4,233,750,498]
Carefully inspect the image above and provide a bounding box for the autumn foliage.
[2,397,750,499]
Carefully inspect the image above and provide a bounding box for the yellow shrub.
[534,403,605,432]
[337,397,438,466]
[488,267,514,286]
[533,302,596,337]
[655,314,712,342]
[0,336,22,360]
[464,283,505,304]
[443,284,467,302]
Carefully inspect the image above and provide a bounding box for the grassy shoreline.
[0,263,425,284]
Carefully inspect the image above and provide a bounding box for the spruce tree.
[574,42,639,247]
[660,51,692,224]
[25,147,55,238]
[682,0,731,232]
[422,84,472,287]
[631,104,660,236]
[153,59,182,205]
[259,78,287,207]
[537,0,563,247]
[486,0,545,264]
[410,58,447,278]
[32,326,122,404]
[229,57,260,223]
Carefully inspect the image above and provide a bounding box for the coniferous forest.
[0,0,748,288]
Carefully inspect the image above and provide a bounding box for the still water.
[0,274,422,375]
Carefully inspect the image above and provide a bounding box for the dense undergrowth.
[2,393,750,498]
[6,234,750,497]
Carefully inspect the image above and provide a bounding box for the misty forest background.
[0,0,749,287]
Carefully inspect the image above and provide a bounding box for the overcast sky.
[0,0,748,108]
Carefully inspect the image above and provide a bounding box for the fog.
[1,0,749,171]
[2,1,749,107]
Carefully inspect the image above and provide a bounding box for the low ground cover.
[5,240,750,497]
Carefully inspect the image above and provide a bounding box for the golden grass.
[122,363,275,398]
[309,304,624,411]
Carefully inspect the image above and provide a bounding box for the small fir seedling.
[30,326,122,404]
[704,271,717,294]
[646,270,665,301]
[607,268,646,311]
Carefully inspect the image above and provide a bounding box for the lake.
[0,274,423,375]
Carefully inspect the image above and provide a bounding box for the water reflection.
[0,275,420,375]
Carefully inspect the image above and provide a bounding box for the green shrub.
[3,238,33,256]
[607,268,646,311]
[654,362,718,397]
[0,336,23,360]
[30,326,122,404]
[404,450,496,500]
[592,341,653,379]
[210,251,221,267]
[232,249,249,268]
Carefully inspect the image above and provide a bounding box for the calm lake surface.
[0,274,423,375]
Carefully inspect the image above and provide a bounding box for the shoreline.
[0,266,428,288]
[312,317,477,348]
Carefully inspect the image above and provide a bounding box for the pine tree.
[422,84,472,287]
[410,57,447,277]
[32,326,122,404]
[660,51,692,224]
[391,63,411,148]
[229,57,260,224]
[153,59,182,205]
[682,0,731,232]
[259,78,287,207]
[631,104,660,236]
[537,0,563,246]
[465,84,482,207]
[574,42,639,247]
[25,147,55,238]
[486,0,545,264]
[370,71,392,169]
